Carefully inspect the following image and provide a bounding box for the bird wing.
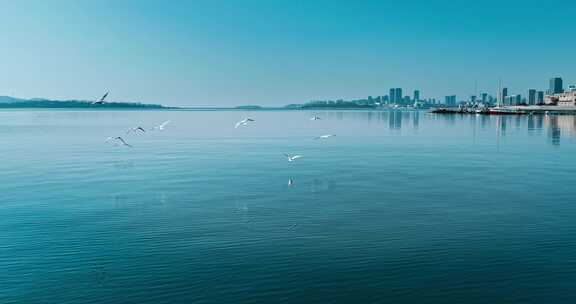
[100,92,109,102]
[247,118,254,121]
[137,127,146,132]
[116,137,133,147]
[292,155,303,160]
[160,120,170,127]
[235,121,242,128]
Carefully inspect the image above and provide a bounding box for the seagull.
[288,179,294,186]
[106,136,133,148]
[310,115,321,121]
[92,92,109,105]
[314,134,336,140]
[235,118,255,128]
[152,120,171,131]
[126,127,146,134]
[284,153,303,162]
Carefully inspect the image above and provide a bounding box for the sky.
[0,0,575,107]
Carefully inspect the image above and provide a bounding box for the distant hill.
[0,96,170,109]
[235,105,263,109]
[292,100,376,109]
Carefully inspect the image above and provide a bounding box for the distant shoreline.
[0,95,170,109]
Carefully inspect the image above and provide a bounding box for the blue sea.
[1,109,576,304]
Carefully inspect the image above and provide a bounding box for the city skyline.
[307,76,573,108]
[1,0,575,107]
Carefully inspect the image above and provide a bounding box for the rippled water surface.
[2,110,576,303]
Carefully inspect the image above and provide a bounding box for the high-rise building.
[413,90,420,102]
[395,88,403,104]
[389,88,395,103]
[445,95,456,106]
[515,94,522,105]
[498,87,508,106]
[549,77,564,94]
[528,89,537,105]
[537,91,544,104]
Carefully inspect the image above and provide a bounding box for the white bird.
[152,120,171,131]
[288,179,294,186]
[235,118,255,128]
[126,127,146,134]
[92,92,109,105]
[310,115,321,121]
[284,153,303,162]
[314,134,336,140]
[106,136,133,148]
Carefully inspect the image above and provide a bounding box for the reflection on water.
[3,110,576,304]
[112,160,135,170]
[320,110,576,146]
[309,178,333,194]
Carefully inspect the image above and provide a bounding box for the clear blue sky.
[1,0,575,107]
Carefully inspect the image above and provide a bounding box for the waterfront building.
[537,91,544,104]
[413,90,420,102]
[389,89,395,103]
[544,91,576,106]
[481,93,488,103]
[445,95,456,106]
[515,94,522,105]
[569,85,576,92]
[549,77,564,94]
[395,88,403,104]
[498,87,508,106]
[528,89,537,105]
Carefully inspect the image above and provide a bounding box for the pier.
[431,106,576,116]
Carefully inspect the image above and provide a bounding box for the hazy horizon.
[1,0,575,107]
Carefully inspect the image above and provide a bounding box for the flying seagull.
[152,120,171,131]
[314,134,336,140]
[92,92,109,105]
[126,127,146,134]
[235,118,255,128]
[284,153,303,162]
[288,178,294,187]
[106,136,133,148]
[310,115,321,121]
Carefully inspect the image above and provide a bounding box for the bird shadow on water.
[110,160,135,170]
[309,178,336,194]
[111,192,169,211]
[90,259,111,287]
[233,196,256,226]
